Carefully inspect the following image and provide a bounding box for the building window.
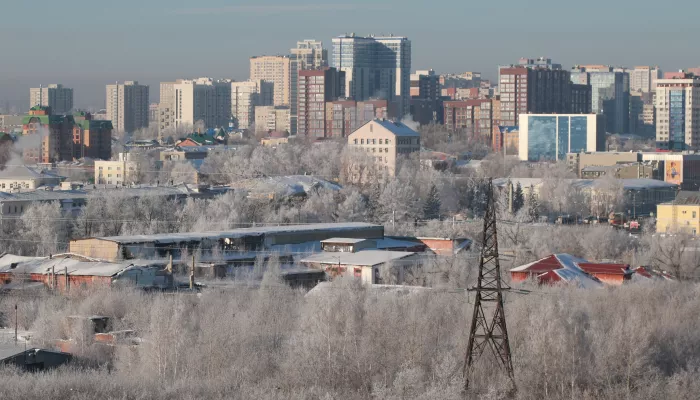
[379,139,383,144]
[361,139,364,144]
[694,211,697,219]
[354,139,358,144]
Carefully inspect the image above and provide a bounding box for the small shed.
[0,344,72,371]
[300,250,420,285]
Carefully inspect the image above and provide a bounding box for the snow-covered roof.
[494,178,676,191]
[301,250,417,267]
[230,175,341,198]
[0,256,160,277]
[0,165,62,180]
[86,223,382,245]
[306,282,429,297]
[320,238,369,244]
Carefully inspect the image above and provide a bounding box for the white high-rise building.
[29,84,73,114]
[331,34,411,116]
[172,78,231,130]
[250,55,291,107]
[655,74,700,150]
[158,80,184,136]
[290,40,327,135]
[231,80,274,129]
[106,81,149,134]
[630,66,662,94]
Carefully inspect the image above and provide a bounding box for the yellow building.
[656,197,700,235]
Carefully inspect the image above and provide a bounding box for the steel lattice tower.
[464,178,515,391]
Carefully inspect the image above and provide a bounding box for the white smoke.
[4,125,50,169]
[400,114,419,131]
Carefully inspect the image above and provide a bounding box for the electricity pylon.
[464,178,515,392]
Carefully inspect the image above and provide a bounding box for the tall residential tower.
[106,81,149,133]
[290,40,328,134]
[29,84,73,114]
[655,73,700,150]
[331,34,411,116]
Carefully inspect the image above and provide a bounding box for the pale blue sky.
[0,0,697,110]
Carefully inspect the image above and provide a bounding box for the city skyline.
[1,0,698,110]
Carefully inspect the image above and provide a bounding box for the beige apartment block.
[95,154,137,186]
[250,55,291,107]
[254,106,291,133]
[347,119,420,180]
[29,84,73,114]
[106,81,149,134]
[231,80,274,129]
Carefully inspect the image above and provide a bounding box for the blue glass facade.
[526,115,591,161]
[528,116,557,161]
[570,117,588,153]
[669,90,686,151]
[557,116,569,160]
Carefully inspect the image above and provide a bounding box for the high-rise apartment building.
[331,34,411,116]
[655,74,700,150]
[443,100,493,139]
[250,55,291,107]
[29,84,73,114]
[499,67,584,127]
[409,69,442,126]
[149,103,159,127]
[410,69,440,100]
[72,111,113,160]
[297,68,345,137]
[516,57,562,70]
[498,57,561,95]
[324,99,394,137]
[171,78,231,130]
[106,81,149,134]
[630,66,662,94]
[158,80,181,136]
[21,106,75,164]
[231,80,274,129]
[290,40,328,135]
[570,66,630,134]
[630,91,656,137]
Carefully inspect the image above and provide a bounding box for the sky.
[0,0,698,111]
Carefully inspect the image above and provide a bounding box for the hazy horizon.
[1,0,697,111]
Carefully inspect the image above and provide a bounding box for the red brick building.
[297,68,345,137]
[22,106,75,164]
[443,99,493,138]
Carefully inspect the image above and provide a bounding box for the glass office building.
[520,114,601,161]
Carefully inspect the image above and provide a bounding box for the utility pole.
[464,178,515,393]
[189,254,195,290]
[14,304,17,344]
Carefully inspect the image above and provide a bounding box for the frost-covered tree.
[526,185,539,222]
[512,182,525,214]
[336,190,368,222]
[18,202,71,255]
[422,184,441,220]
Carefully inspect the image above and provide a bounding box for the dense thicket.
[0,281,698,400]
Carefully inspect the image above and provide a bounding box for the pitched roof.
[0,165,62,180]
[301,250,417,267]
[577,263,631,276]
[353,119,420,137]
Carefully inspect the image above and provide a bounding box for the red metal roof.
[577,263,631,276]
[513,255,562,273]
[537,270,563,285]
